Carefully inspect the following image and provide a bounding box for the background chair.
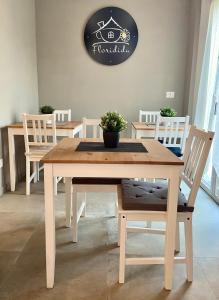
[23,113,56,195]
[66,117,121,242]
[155,115,190,157]
[139,110,160,123]
[54,109,71,122]
[118,126,214,284]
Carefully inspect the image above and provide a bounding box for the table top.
[132,122,187,131]
[132,122,156,130]
[41,138,184,165]
[7,121,82,129]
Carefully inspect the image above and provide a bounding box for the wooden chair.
[66,117,121,242]
[139,110,160,123]
[155,115,190,157]
[54,109,71,122]
[118,126,214,283]
[22,113,56,195]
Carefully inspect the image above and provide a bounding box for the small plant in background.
[40,105,55,114]
[160,106,177,117]
[99,111,127,132]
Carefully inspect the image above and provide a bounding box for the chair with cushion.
[54,109,71,122]
[155,115,190,157]
[118,126,214,284]
[139,110,160,123]
[23,113,57,195]
[66,117,121,242]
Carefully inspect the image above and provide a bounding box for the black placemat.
[76,142,148,153]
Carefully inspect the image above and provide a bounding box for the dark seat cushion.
[121,179,194,212]
[72,177,122,185]
[158,140,182,157]
[167,147,183,157]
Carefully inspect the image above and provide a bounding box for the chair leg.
[184,217,193,281]
[33,162,37,183]
[146,221,152,228]
[81,192,86,217]
[26,158,30,195]
[65,178,72,228]
[175,221,180,253]
[118,213,121,246]
[37,162,40,181]
[119,214,127,283]
[72,188,78,242]
[53,177,57,195]
[115,197,118,218]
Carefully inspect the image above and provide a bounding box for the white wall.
[0,0,39,194]
[36,0,191,124]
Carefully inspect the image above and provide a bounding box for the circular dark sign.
[84,7,138,65]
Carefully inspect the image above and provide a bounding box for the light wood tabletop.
[132,122,156,130]
[41,138,184,165]
[8,121,82,129]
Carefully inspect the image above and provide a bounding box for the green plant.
[160,106,177,117]
[99,111,127,133]
[40,105,55,114]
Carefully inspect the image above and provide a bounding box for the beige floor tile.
[0,181,218,299]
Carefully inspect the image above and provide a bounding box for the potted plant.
[160,106,177,117]
[99,111,127,148]
[39,105,55,114]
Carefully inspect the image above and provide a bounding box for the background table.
[131,122,157,138]
[131,122,189,139]
[42,138,183,290]
[7,121,83,191]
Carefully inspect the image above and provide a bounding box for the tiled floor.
[0,181,219,299]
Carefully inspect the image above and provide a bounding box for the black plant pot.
[103,132,120,148]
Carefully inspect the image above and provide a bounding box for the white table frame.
[8,124,83,191]
[131,123,156,139]
[44,162,182,290]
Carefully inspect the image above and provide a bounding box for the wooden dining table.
[131,122,187,139]
[41,137,183,290]
[7,121,83,191]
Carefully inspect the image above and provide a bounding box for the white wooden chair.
[54,109,71,122]
[155,115,190,157]
[22,113,56,195]
[66,117,120,242]
[139,110,160,123]
[118,126,214,284]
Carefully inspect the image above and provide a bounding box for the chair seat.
[121,179,194,212]
[72,177,122,185]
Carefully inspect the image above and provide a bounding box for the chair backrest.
[82,118,102,138]
[181,126,214,207]
[22,113,56,153]
[54,109,71,122]
[139,110,160,123]
[155,115,190,152]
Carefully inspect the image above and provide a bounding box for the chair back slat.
[139,110,160,123]
[82,118,102,138]
[181,126,214,207]
[155,116,190,151]
[54,109,71,122]
[22,114,56,153]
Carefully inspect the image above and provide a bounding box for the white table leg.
[65,177,72,227]
[164,171,180,290]
[44,164,55,288]
[131,126,136,139]
[8,128,16,191]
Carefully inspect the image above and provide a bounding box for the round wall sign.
[84,7,138,65]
